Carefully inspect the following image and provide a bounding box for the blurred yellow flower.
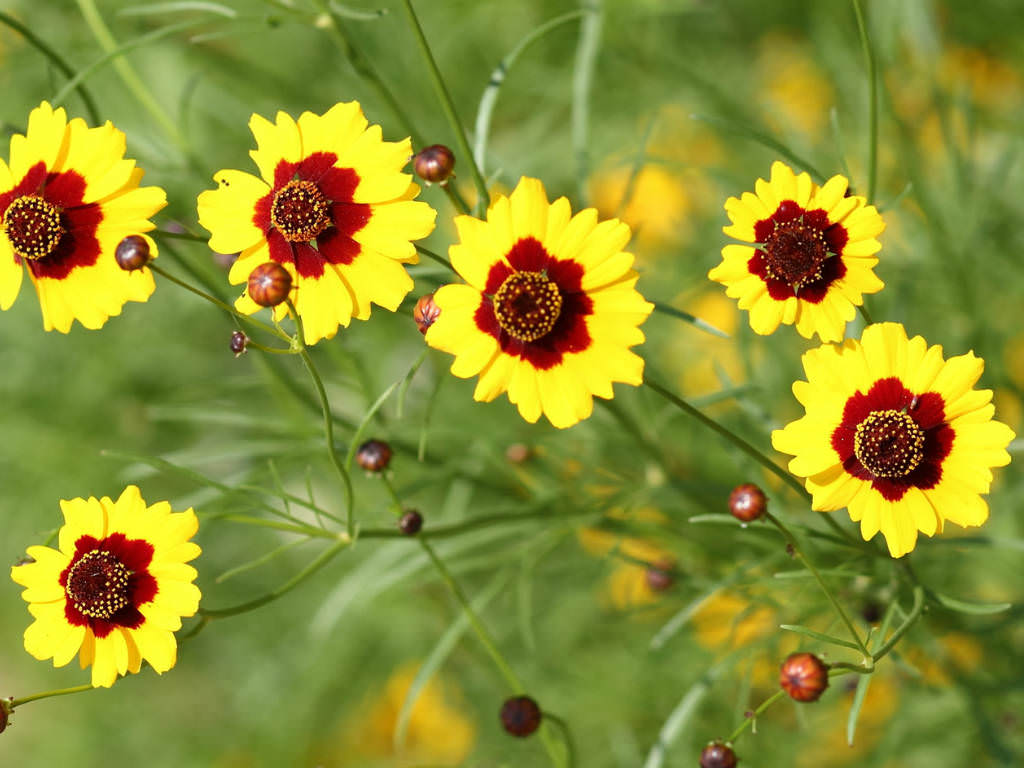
[755,33,835,138]
[905,632,984,686]
[692,590,776,651]
[590,164,693,251]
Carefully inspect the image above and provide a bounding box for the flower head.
[426,177,653,428]
[197,103,436,344]
[10,486,201,688]
[773,323,1015,557]
[0,102,166,331]
[709,161,884,341]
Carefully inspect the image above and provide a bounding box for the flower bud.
[645,558,675,592]
[780,652,829,702]
[413,293,441,334]
[699,741,738,768]
[0,698,11,734]
[356,439,392,473]
[247,262,292,307]
[505,443,531,464]
[729,483,766,522]
[115,235,151,271]
[500,695,542,737]
[399,509,423,535]
[413,144,456,185]
[230,331,248,356]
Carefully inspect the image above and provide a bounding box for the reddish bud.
[413,144,455,185]
[0,698,10,734]
[413,293,441,334]
[500,696,542,737]
[398,509,423,535]
[247,262,292,307]
[115,235,151,271]
[645,558,675,592]
[505,443,531,464]
[780,652,830,702]
[230,331,248,356]
[356,439,392,473]
[699,741,738,768]
[729,483,766,522]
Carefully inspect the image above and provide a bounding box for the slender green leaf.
[343,380,400,471]
[691,114,825,181]
[119,1,237,16]
[931,592,1011,615]
[652,301,729,338]
[329,1,386,19]
[779,624,862,651]
[216,538,309,584]
[643,668,719,768]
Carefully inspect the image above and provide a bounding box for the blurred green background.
[1,0,1022,766]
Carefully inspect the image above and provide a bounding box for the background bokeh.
[1,1,1022,766]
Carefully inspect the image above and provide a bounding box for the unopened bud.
[0,698,11,735]
[115,235,151,271]
[398,509,423,535]
[413,144,455,185]
[729,483,766,522]
[500,695,542,737]
[230,331,248,356]
[505,443,531,464]
[699,741,738,768]
[247,262,292,307]
[780,652,829,702]
[645,558,675,592]
[356,439,392,473]
[413,293,441,334]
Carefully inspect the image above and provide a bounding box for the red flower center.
[854,409,926,479]
[493,271,563,342]
[65,550,131,620]
[271,180,330,242]
[762,219,829,290]
[3,195,64,260]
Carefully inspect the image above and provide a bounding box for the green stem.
[200,538,349,618]
[217,514,338,539]
[0,11,101,124]
[858,303,875,326]
[288,302,355,537]
[571,0,603,203]
[398,0,489,211]
[415,244,456,273]
[544,712,577,768]
[725,688,787,743]
[851,0,878,202]
[764,511,871,659]
[870,585,924,663]
[74,0,186,151]
[11,683,94,709]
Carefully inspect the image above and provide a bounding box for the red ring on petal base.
[830,377,954,501]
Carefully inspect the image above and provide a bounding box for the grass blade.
[779,624,862,651]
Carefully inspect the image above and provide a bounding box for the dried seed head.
[729,483,766,522]
[413,293,441,334]
[699,741,738,768]
[398,509,423,535]
[230,331,248,357]
[413,144,456,185]
[645,558,675,592]
[780,652,830,702]
[500,695,542,737]
[247,262,292,307]
[356,439,392,473]
[115,235,152,271]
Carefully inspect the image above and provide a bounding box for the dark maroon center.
[271,180,330,242]
[65,550,130,620]
[493,271,563,342]
[3,195,63,260]
[853,409,926,479]
[762,220,829,289]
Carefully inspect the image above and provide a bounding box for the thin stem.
[544,712,577,768]
[726,688,787,743]
[571,0,603,203]
[851,0,878,202]
[764,511,871,659]
[399,0,489,211]
[288,301,356,537]
[0,11,101,124]
[11,684,94,709]
[870,585,924,663]
[200,538,349,618]
[415,244,456,273]
[858,302,875,326]
[216,514,338,539]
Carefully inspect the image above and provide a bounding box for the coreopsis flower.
[0,102,166,331]
[197,102,436,344]
[709,161,884,342]
[425,177,654,428]
[773,323,1015,557]
[10,486,201,688]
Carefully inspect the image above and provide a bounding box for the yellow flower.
[709,161,885,342]
[10,486,200,688]
[589,164,693,250]
[755,34,835,138]
[0,101,166,331]
[773,323,1015,557]
[197,102,436,344]
[426,177,654,428]
[692,591,776,651]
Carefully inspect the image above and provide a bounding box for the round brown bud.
[645,558,675,592]
[780,652,830,702]
[413,293,441,334]
[729,483,767,522]
[230,330,248,356]
[500,696,542,737]
[115,235,151,271]
[413,144,455,185]
[505,443,531,464]
[247,262,292,307]
[0,699,10,734]
[699,741,738,768]
[356,439,392,473]
[398,509,423,535]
